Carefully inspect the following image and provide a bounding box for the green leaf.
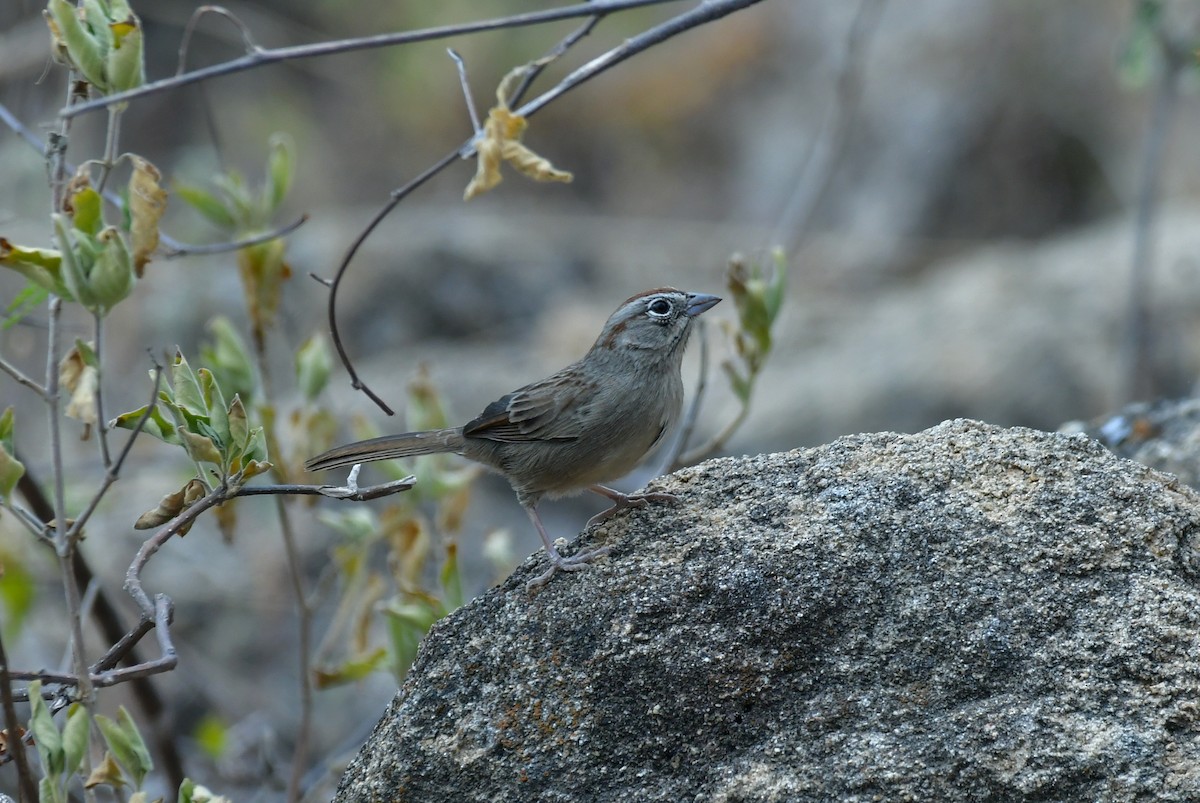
[70,186,104,236]
[116,707,153,786]
[96,707,152,789]
[440,543,463,611]
[3,282,50,330]
[62,703,90,776]
[722,361,752,405]
[294,334,331,402]
[110,400,179,444]
[171,351,206,417]
[313,647,388,689]
[28,680,64,777]
[105,16,144,93]
[202,317,256,403]
[764,249,787,323]
[226,395,248,454]
[47,0,108,89]
[88,227,135,313]
[81,0,112,47]
[180,427,222,465]
[74,338,99,368]
[0,546,36,637]
[1,238,69,296]
[242,426,267,464]
[199,369,229,447]
[383,600,440,631]
[39,777,59,803]
[213,171,256,226]
[174,184,236,230]
[0,407,25,503]
[265,132,294,212]
[1118,0,1164,88]
[193,715,228,761]
[54,214,97,308]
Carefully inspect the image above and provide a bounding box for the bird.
[305,287,721,588]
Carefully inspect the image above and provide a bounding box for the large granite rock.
[335,419,1200,801]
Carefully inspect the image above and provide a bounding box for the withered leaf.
[128,156,167,277]
[463,66,572,201]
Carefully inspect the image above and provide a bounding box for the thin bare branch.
[511,0,765,122]
[448,49,482,133]
[770,0,886,253]
[509,14,606,106]
[125,487,229,614]
[62,0,687,119]
[0,498,49,541]
[94,106,123,194]
[1124,21,1187,403]
[67,362,165,541]
[93,315,113,468]
[0,98,42,152]
[0,354,47,398]
[317,149,460,414]
[0,626,38,801]
[159,213,310,258]
[178,5,263,76]
[236,475,417,501]
[7,596,177,693]
[276,494,312,803]
[45,297,68,553]
[675,403,748,467]
[664,318,710,472]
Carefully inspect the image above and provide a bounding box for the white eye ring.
[647,298,672,317]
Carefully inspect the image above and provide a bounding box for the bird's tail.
[304,428,465,472]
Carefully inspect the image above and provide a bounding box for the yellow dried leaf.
[128,156,167,277]
[134,486,186,530]
[59,342,99,434]
[463,67,572,201]
[136,479,208,534]
[464,130,505,200]
[213,498,237,544]
[85,751,126,788]
[501,138,573,184]
[183,477,207,504]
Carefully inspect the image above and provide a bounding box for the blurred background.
[4,0,1200,799]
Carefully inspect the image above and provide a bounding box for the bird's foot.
[586,485,680,528]
[526,544,612,590]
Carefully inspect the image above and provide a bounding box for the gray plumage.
[305,288,721,587]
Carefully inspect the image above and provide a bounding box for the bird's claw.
[526,545,612,590]
[586,490,680,528]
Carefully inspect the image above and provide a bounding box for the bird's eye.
[647,298,672,317]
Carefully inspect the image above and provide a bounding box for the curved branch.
[316,150,461,414]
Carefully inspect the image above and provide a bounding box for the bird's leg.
[586,484,679,528]
[524,503,612,590]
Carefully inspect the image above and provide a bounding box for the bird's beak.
[685,293,722,317]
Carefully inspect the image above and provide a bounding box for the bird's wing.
[462,368,595,443]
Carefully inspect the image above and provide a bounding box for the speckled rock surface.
[334,419,1200,802]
